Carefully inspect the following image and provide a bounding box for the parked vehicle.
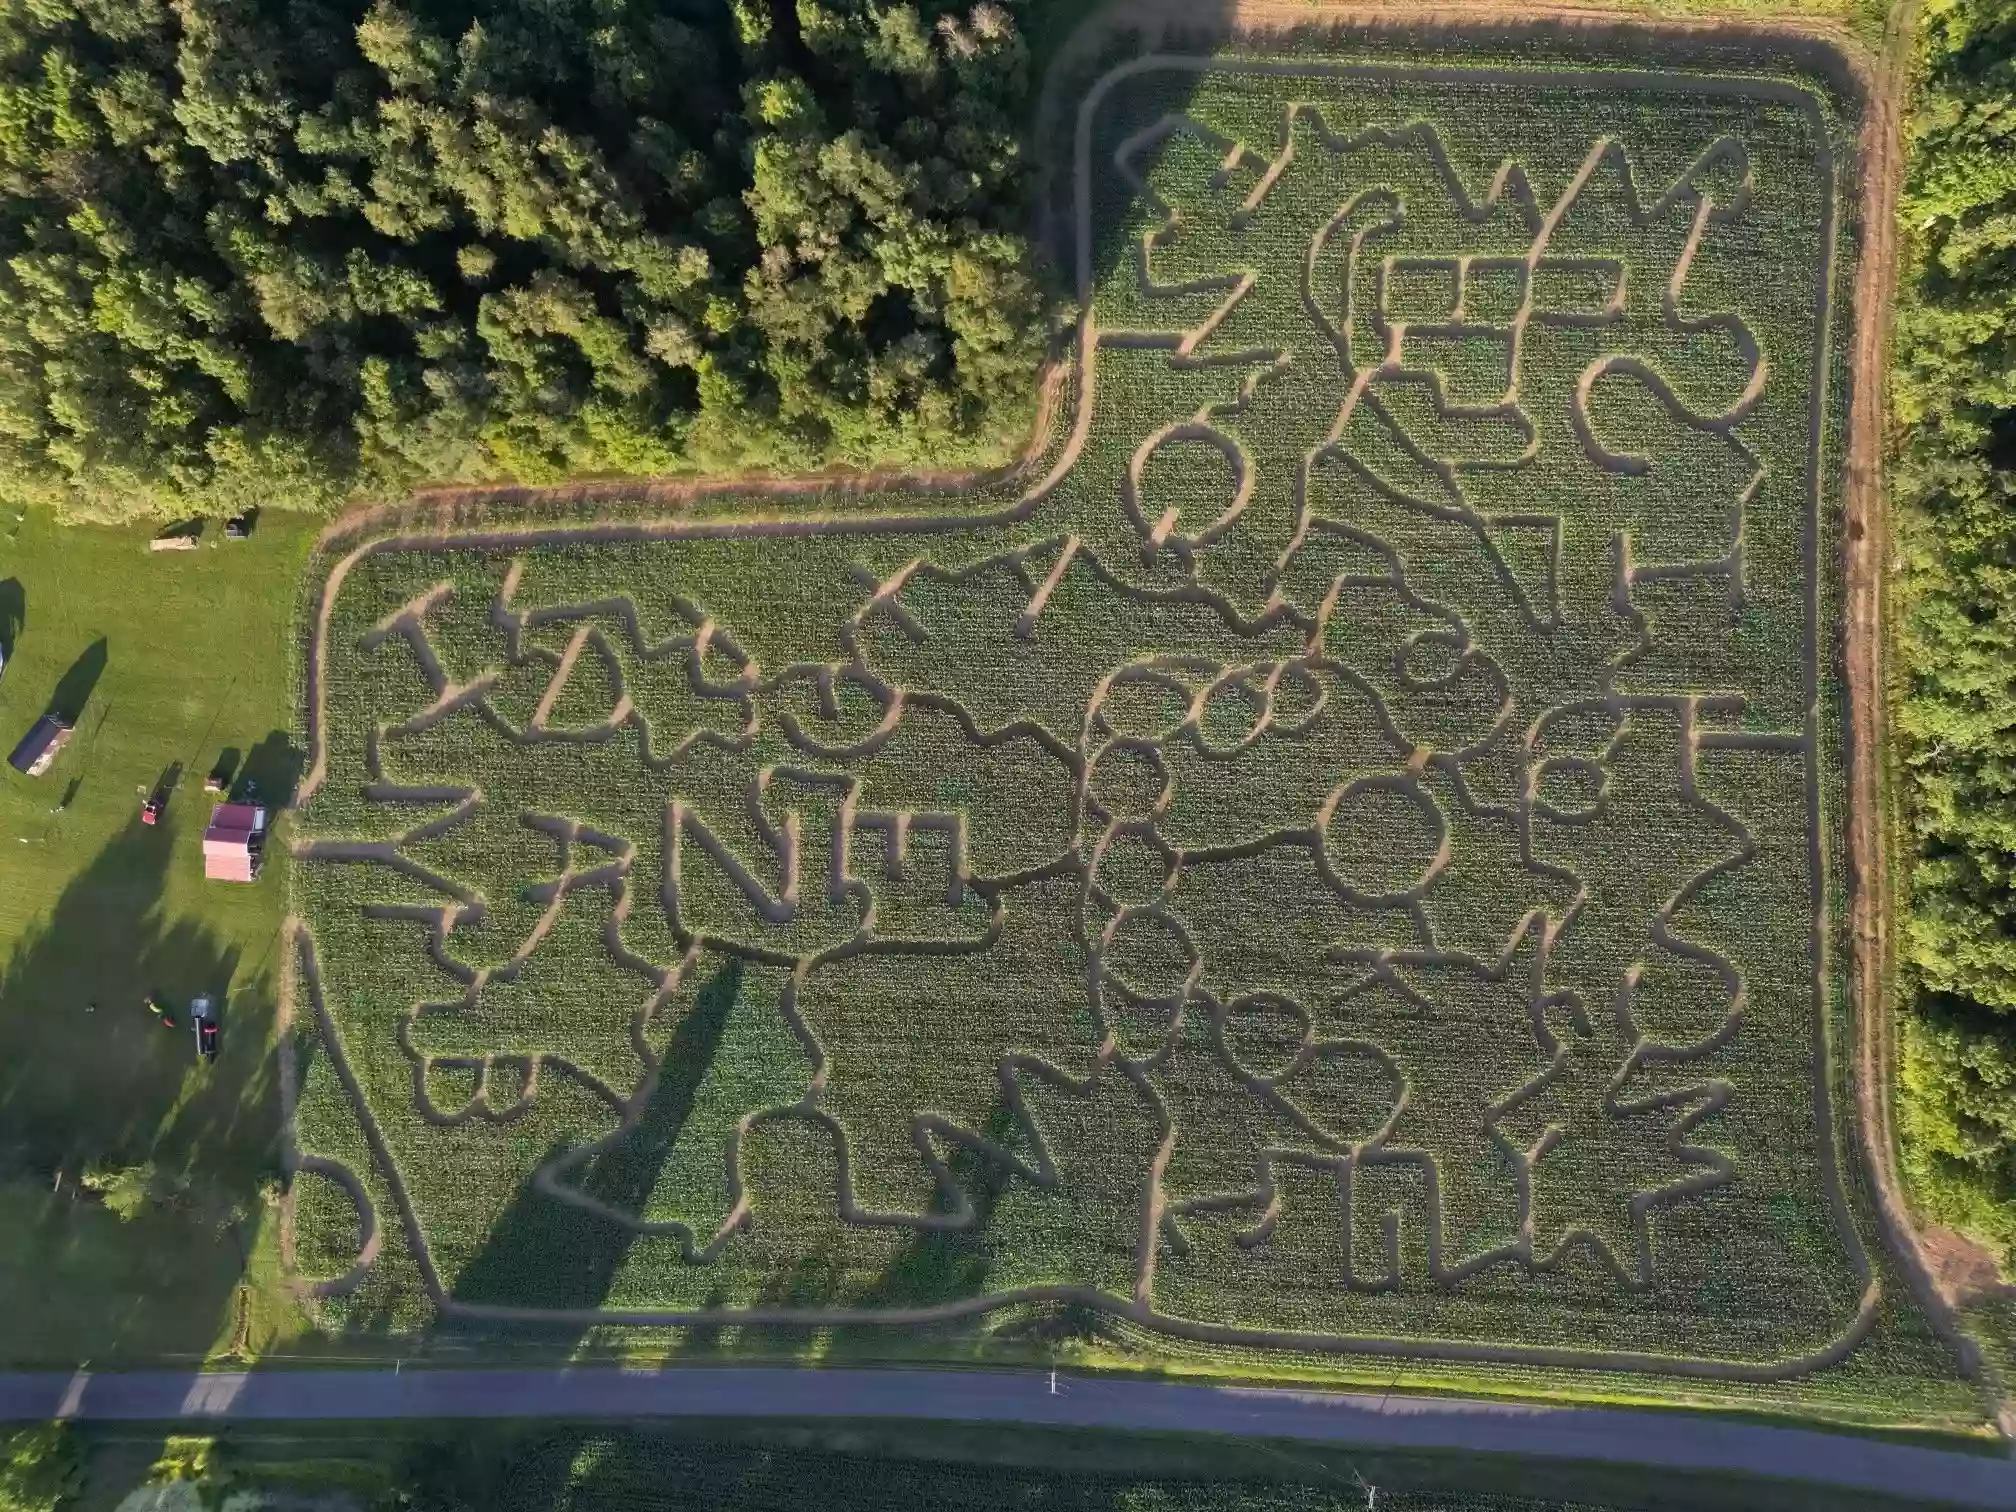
[189,995,219,1061]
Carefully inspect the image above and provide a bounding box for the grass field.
[283,25,1991,1429]
[0,506,313,1365]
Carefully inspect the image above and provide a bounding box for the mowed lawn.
[0,505,315,1366]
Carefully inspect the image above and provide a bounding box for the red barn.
[202,803,267,883]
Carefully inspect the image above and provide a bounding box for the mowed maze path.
[269,9,1997,1433]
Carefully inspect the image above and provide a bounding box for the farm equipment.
[189,995,219,1061]
[139,763,180,825]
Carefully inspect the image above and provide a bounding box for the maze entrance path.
[288,33,1975,1409]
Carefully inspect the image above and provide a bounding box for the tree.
[79,1159,190,1220]
[1892,0,2016,1270]
[0,0,1053,520]
[0,1425,80,1512]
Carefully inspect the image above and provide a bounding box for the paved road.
[0,1366,2011,1506]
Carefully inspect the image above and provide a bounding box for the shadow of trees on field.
[41,636,106,726]
[0,814,283,1503]
[442,959,745,1334]
[0,815,279,1180]
[376,1423,1210,1512]
[233,729,304,808]
[367,1420,1669,1512]
[0,830,282,1338]
[150,760,184,807]
[156,1409,1951,1512]
[863,1101,1016,1308]
[0,578,21,659]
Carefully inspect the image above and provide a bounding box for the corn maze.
[286,31,1969,1405]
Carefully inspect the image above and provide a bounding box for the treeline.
[0,0,1051,519]
[19,1420,1634,1512]
[367,1427,1604,1512]
[1893,0,2016,1268]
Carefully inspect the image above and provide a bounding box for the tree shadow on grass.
[208,745,241,794]
[149,759,184,807]
[378,1420,1171,1512]
[0,815,281,1183]
[441,959,744,1336]
[0,577,21,659]
[0,814,285,1505]
[41,636,106,726]
[232,729,305,808]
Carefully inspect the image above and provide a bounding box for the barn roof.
[205,849,258,883]
[204,802,265,840]
[8,715,71,775]
[202,803,266,882]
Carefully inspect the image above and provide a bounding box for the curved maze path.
[284,31,1983,1410]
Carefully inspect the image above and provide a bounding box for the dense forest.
[1893,0,2016,1268]
[0,0,1052,518]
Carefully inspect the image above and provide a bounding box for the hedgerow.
[393,1427,1619,1512]
[1892,0,2016,1277]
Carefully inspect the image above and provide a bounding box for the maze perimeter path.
[285,33,1975,1409]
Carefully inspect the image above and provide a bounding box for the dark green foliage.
[1893,0,2016,1267]
[1902,1002,2016,1261]
[377,1427,1609,1512]
[0,1424,79,1512]
[0,0,1050,519]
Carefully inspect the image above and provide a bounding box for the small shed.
[202,802,267,882]
[8,715,72,777]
